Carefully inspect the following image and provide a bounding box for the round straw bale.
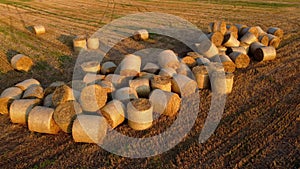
[218,55,236,73]
[223,32,240,47]
[158,50,180,69]
[159,67,177,77]
[100,100,125,129]
[196,57,210,66]
[240,26,259,37]
[187,52,204,59]
[209,21,227,35]
[43,93,53,107]
[150,75,172,92]
[11,54,33,72]
[83,73,105,85]
[120,54,141,77]
[127,98,153,130]
[210,70,226,94]
[192,66,210,89]
[207,31,224,46]
[226,46,247,55]
[195,39,219,58]
[67,80,87,92]
[255,26,267,36]
[15,78,40,91]
[249,42,265,55]
[0,87,23,99]
[81,61,101,73]
[79,84,107,112]
[171,74,197,97]
[149,89,181,117]
[240,32,258,45]
[104,74,128,89]
[228,52,250,68]
[225,73,234,94]
[258,35,269,46]
[181,56,197,68]
[142,63,160,74]
[87,37,99,50]
[72,115,107,144]
[98,80,115,94]
[267,27,283,39]
[234,24,248,35]
[176,63,193,78]
[254,46,276,62]
[218,46,227,55]
[53,100,82,133]
[22,85,44,99]
[0,98,13,115]
[267,34,281,48]
[226,24,239,39]
[28,106,60,134]
[101,61,117,75]
[52,85,76,107]
[133,29,149,41]
[114,87,138,104]
[129,78,150,98]
[9,99,40,124]
[73,36,87,51]
[44,81,65,96]
[239,42,250,54]
[33,25,46,35]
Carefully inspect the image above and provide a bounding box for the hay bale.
[72,115,107,144]
[254,46,277,62]
[228,52,250,68]
[133,29,149,41]
[258,35,269,46]
[267,27,283,39]
[73,35,87,51]
[240,32,258,45]
[209,68,227,94]
[15,78,40,91]
[142,63,160,74]
[52,85,76,107]
[217,55,236,73]
[149,89,181,117]
[22,85,44,99]
[223,32,240,47]
[98,80,115,94]
[218,46,227,55]
[194,39,219,58]
[81,61,101,73]
[226,24,239,39]
[33,25,46,35]
[104,74,128,89]
[209,21,227,35]
[234,24,248,35]
[249,42,265,55]
[196,57,210,66]
[120,54,141,77]
[114,87,138,104]
[79,84,107,112]
[129,78,150,98]
[11,54,34,72]
[127,98,153,130]
[53,100,82,133]
[159,67,177,77]
[87,37,99,50]
[158,50,180,69]
[9,99,40,124]
[101,61,117,75]
[83,73,105,85]
[240,26,259,37]
[100,100,125,129]
[28,106,60,134]
[255,26,267,36]
[207,31,224,46]
[181,56,197,68]
[0,98,13,115]
[239,42,250,54]
[150,75,172,92]
[176,63,193,78]
[171,74,197,97]
[266,34,281,49]
[43,93,53,107]
[226,46,247,55]
[192,66,210,89]
[225,73,234,94]
[44,81,65,96]
[0,87,23,99]
[67,80,87,92]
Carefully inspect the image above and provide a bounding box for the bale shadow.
[57,34,76,51]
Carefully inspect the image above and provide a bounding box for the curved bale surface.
[9,99,40,124]
[0,98,14,115]
[79,84,107,112]
[15,78,40,91]
[22,85,44,99]
[100,100,125,129]
[11,54,34,72]
[150,75,172,92]
[0,87,23,99]
[171,74,197,97]
[52,85,76,107]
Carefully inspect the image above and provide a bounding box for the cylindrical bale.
[73,36,87,51]
[267,34,281,48]
[195,38,219,58]
[226,24,239,39]
[22,85,44,99]
[53,100,82,133]
[149,89,181,117]
[267,27,283,39]
[87,37,99,50]
[127,98,153,130]
[192,66,210,89]
[133,29,149,41]
[83,73,105,85]
[226,46,247,55]
[240,26,259,37]
[15,78,40,91]
[187,52,204,59]
[150,75,172,92]
[142,63,160,74]
[176,63,193,78]
[209,69,227,94]
[80,84,107,112]
[258,35,269,46]
[159,67,177,77]
[218,46,227,55]
[254,46,277,62]
[255,26,267,36]
[114,87,138,104]
[98,80,115,94]
[44,81,65,96]
[196,57,210,66]
[129,78,150,98]
[101,61,117,75]
[100,100,125,129]
[240,32,258,45]
[218,55,236,73]
[180,56,197,68]
[33,25,46,35]
[0,98,13,115]
[223,32,240,47]
[104,74,128,89]
[52,85,76,107]
[234,24,248,35]
[138,72,156,80]
[225,73,234,94]
[67,80,87,92]
[249,42,265,55]
[207,31,224,47]
[81,61,101,73]
[28,106,60,134]
[228,52,250,68]
[120,54,141,77]
[11,54,34,72]
[158,50,180,69]
[72,115,107,144]
[43,93,53,107]
[209,21,227,35]
[0,87,23,99]
[239,42,250,54]
[171,74,197,97]
[9,99,40,124]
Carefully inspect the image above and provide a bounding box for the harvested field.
[0,0,300,168]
